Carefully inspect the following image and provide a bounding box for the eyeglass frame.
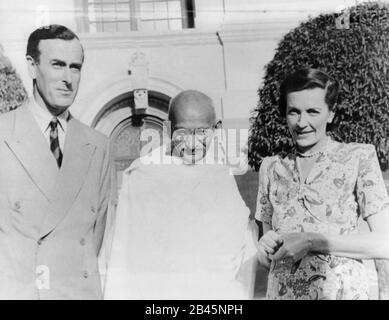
[171,120,222,141]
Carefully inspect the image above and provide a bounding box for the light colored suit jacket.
[0,101,115,300]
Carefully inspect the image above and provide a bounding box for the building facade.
[0,0,360,184]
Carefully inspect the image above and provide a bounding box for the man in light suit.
[0,25,115,299]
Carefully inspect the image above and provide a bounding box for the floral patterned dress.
[255,138,389,300]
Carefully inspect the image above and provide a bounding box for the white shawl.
[103,148,257,299]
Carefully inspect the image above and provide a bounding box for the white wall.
[0,0,78,41]
[74,35,227,124]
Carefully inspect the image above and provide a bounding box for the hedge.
[0,45,28,114]
[248,1,389,171]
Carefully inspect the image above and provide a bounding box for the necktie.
[49,118,63,168]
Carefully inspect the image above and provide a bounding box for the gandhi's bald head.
[168,90,218,164]
[168,90,216,129]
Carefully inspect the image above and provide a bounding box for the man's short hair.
[26,24,82,62]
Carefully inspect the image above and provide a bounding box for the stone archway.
[93,90,171,186]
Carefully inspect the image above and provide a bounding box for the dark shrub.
[249,2,389,171]
[0,45,28,113]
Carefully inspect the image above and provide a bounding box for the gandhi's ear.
[26,55,37,79]
[215,120,222,129]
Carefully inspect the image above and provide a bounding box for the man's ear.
[215,120,222,129]
[26,55,37,79]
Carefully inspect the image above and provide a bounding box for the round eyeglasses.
[172,128,214,141]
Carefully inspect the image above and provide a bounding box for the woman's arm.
[255,157,283,269]
[270,211,389,261]
[310,213,389,259]
[257,222,283,269]
[369,212,389,299]
[375,259,389,300]
[309,211,389,259]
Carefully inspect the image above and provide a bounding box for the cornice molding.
[80,19,298,49]
[1,18,299,51]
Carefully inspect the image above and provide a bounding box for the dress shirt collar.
[29,97,70,133]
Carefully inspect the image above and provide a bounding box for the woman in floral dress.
[255,68,389,300]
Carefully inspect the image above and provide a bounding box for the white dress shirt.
[29,98,69,151]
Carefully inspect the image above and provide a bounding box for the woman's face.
[286,87,334,152]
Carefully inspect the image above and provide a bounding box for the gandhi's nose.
[184,136,197,149]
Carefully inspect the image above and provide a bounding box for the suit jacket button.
[80,238,86,246]
[83,271,89,278]
[90,206,96,213]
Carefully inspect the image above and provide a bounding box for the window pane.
[169,19,182,30]
[116,3,131,20]
[86,0,192,32]
[90,22,104,32]
[90,5,104,22]
[154,2,168,19]
[102,22,117,32]
[154,19,169,31]
[88,7,97,22]
[168,1,181,19]
[140,20,155,31]
[140,2,154,20]
[101,3,116,21]
[89,22,97,33]
[117,21,131,32]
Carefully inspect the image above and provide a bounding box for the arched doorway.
[93,90,170,186]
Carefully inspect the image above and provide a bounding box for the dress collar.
[290,136,334,159]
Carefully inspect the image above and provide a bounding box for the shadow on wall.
[234,169,268,299]
[234,169,259,221]
[383,170,389,194]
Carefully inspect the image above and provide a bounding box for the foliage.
[249,2,389,171]
[0,46,28,113]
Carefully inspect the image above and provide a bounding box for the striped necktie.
[49,118,63,168]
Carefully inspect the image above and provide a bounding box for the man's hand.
[257,230,283,269]
[269,232,313,263]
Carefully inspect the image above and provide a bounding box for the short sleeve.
[255,157,274,226]
[356,145,389,220]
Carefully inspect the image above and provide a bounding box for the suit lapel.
[39,118,96,239]
[4,102,58,201]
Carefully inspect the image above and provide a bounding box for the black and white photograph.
[0,0,388,303]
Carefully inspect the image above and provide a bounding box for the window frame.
[75,0,195,33]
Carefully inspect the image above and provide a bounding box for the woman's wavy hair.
[279,68,341,131]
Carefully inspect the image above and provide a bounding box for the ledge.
[1,18,300,51]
